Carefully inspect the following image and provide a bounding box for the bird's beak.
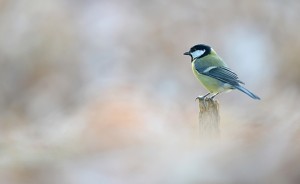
[184,51,193,62]
[184,51,191,56]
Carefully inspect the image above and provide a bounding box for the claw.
[195,95,209,108]
[203,98,208,108]
[195,93,211,101]
[195,96,204,101]
[195,93,211,109]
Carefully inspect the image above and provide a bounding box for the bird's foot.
[195,94,211,108]
[195,92,211,102]
[195,95,207,101]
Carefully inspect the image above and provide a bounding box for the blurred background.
[1,0,300,183]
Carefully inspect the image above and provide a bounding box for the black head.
[184,44,212,61]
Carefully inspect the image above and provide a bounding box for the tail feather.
[235,85,261,100]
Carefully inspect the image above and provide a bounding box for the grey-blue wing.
[196,66,245,86]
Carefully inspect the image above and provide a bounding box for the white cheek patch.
[191,50,205,58]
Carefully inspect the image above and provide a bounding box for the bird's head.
[184,44,212,62]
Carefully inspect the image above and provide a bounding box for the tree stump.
[198,98,220,139]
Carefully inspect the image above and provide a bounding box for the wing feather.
[196,66,245,86]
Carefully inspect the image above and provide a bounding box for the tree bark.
[198,99,220,139]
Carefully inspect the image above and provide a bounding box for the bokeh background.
[1,0,300,183]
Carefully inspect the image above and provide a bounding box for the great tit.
[184,44,260,100]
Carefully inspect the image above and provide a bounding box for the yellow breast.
[191,61,230,93]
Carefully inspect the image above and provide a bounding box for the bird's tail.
[235,85,261,100]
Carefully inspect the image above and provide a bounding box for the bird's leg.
[195,93,211,108]
[195,93,211,101]
[210,92,220,100]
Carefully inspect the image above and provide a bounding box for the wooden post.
[198,99,220,139]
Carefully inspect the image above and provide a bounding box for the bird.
[184,44,260,101]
